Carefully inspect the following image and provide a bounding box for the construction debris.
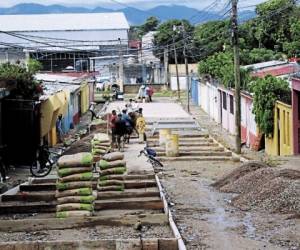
[213,161,300,214]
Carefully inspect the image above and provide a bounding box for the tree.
[27,58,42,74]
[198,51,251,89]
[0,63,43,99]
[134,16,160,38]
[153,19,194,63]
[240,48,283,65]
[254,0,296,50]
[249,75,291,136]
[193,20,231,60]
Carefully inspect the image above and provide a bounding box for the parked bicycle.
[30,145,66,177]
[138,147,163,172]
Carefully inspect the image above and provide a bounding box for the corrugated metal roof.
[242,60,287,70]
[251,63,300,78]
[0,12,129,32]
[35,73,81,84]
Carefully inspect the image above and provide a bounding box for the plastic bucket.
[159,129,171,146]
[165,133,179,157]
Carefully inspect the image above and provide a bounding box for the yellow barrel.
[165,133,179,157]
[159,129,171,146]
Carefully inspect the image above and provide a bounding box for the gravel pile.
[213,162,300,214]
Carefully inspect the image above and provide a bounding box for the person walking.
[56,114,64,143]
[109,110,117,148]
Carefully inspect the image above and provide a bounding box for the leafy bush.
[249,75,291,136]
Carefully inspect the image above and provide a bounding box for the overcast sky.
[0,0,268,10]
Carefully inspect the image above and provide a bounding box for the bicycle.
[30,145,65,177]
[138,147,164,172]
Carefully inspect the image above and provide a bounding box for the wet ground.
[160,160,300,250]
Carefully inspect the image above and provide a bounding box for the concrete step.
[98,187,160,200]
[95,197,164,211]
[147,138,213,143]
[158,156,233,162]
[148,142,219,147]
[153,146,225,152]
[150,134,209,139]
[157,151,232,157]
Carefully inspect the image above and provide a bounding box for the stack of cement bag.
[97,152,127,192]
[56,152,95,218]
[91,133,111,162]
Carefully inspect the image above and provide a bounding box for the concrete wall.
[170,76,187,91]
[266,101,293,156]
[169,64,198,76]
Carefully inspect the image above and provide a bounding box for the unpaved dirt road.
[160,160,300,250]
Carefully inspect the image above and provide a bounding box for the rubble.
[213,161,300,214]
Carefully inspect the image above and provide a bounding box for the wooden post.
[164,48,169,87]
[118,38,124,92]
[182,23,190,113]
[173,37,180,99]
[232,0,241,154]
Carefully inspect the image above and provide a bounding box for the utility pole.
[182,23,190,113]
[118,38,124,92]
[173,26,180,99]
[164,47,169,87]
[232,0,241,154]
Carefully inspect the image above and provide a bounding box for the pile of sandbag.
[91,133,111,162]
[56,152,95,218]
[98,152,127,192]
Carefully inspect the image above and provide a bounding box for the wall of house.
[191,78,200,106]
[200,82,208,113]
[265,101,293,156]
[292,78,300,155]
[219,88,235,135]
[241,94,260,150]
[207,83,219,123]
[80,82,90,114]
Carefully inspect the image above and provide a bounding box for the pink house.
[241,92,262,150]
[292,76,300,155]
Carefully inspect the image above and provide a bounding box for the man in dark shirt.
[114,113,127,151]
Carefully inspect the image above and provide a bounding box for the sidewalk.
[174,97,300,169]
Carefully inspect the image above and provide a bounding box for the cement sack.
[56,210,91,218]
[58,153,93,168]
[56,187,92,198]
[102,152,124,161]
[97,185,125,192]
[92,141,111,147]
[98,180,124,187]
[58,167,93,178]
[56,181,92,191]
[92,148,108,155]
[99,160,126,170]
[93,133,110,142]
[100,167,126,176]
[93,145,110,151]
[99,175,124,181]
[57,195,95,205]
[56,203,94,212]
[59,172,93,183]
